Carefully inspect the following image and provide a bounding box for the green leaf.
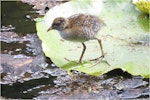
[36,0,150,78]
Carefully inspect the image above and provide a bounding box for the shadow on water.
[1,1,36,34]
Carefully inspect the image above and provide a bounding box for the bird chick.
[47,14,105,64]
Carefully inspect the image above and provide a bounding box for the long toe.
[90,55,104,61]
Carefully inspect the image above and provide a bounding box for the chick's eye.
[53,23,60,27]
[56,23,61,26]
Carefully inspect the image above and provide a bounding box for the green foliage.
[137,14,149,32]
[132,0,150,14]
[36,0,150,78]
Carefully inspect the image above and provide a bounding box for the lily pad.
[36,0,150,78]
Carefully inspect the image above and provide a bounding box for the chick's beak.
[47,27,52,32]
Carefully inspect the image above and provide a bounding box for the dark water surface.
[1,1,36,34]
[2,77,55,99]
[1,1,56,99]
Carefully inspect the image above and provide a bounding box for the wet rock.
[0,32,20,43]
[119,89,144,99]
[21,0,69,15]
[1,25,15,32]
[114,78,148,90]
[43,68,67,76]
[1,62,15,74]
[142,87,150,96]
[0,31,48,84]
[0,54,45,84]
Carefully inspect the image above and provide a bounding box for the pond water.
[1,1,36,34]
[1,1,56,99]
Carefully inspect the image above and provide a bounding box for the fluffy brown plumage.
[47,13,105,64]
